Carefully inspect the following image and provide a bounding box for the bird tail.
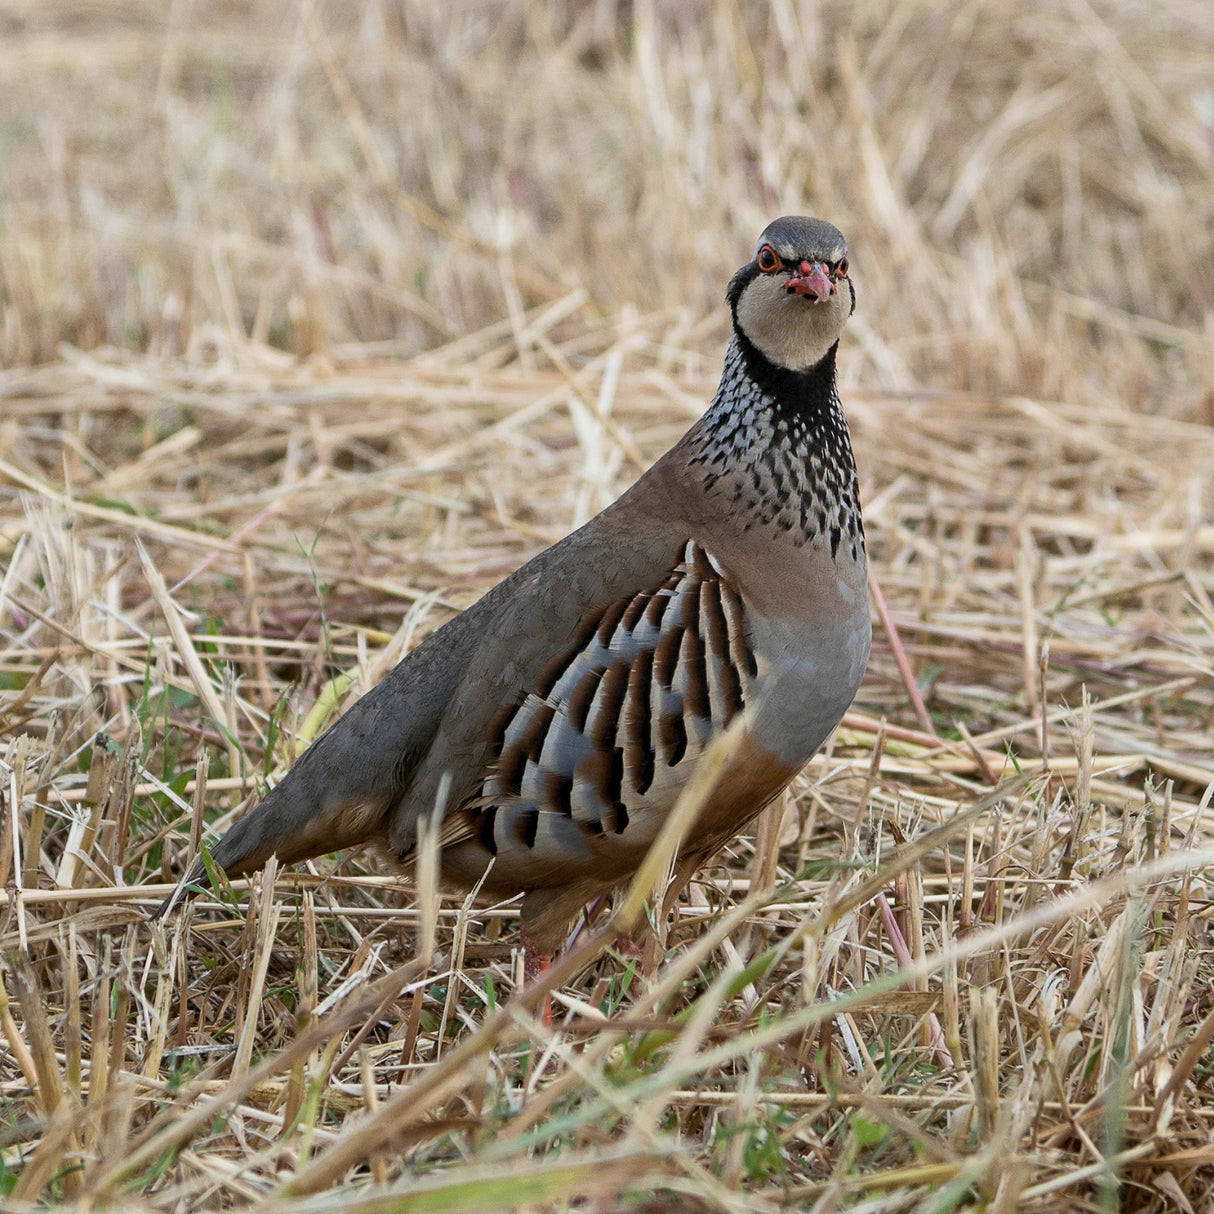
[149,592,474,920]
[151,778,391,919]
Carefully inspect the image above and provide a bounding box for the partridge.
[156,216,871,960]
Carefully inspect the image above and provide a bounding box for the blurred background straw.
[1,0,1209,416]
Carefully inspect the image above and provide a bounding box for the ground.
[1,2,1213,1210]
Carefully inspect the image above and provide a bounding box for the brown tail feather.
[152,786,391,918]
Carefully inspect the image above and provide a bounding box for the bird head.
[727,216,855,372]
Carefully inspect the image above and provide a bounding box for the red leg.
[616,934,647,995]
[519,925,553,1026]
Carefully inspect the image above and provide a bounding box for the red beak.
[785,261,834,300]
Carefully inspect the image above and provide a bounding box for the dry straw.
[1,2,1213,1211]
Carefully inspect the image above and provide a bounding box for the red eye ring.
[836,257,849,277]
[756,245,782,272]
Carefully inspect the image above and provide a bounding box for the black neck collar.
[729,322,840,424]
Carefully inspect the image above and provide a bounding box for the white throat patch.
[735,274,850,371]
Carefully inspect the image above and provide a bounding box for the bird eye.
[836,257,849,277]
[757,245,782,272]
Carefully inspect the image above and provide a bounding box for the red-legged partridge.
[157,216,871,960]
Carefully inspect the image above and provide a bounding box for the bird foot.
[616,934,644,961]
[615,934,648,996]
